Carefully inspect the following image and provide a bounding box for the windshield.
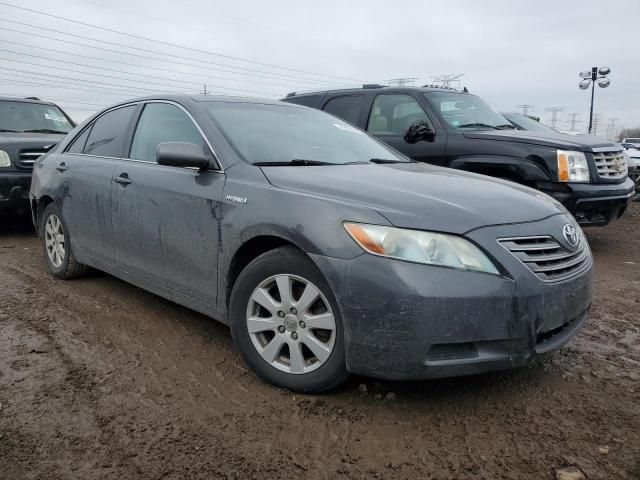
[205,102,404,165]
[423,92,511,130]
[503,113,559,134]
[0,100,74,133]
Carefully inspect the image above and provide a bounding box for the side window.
[66,127,91,153]
[322,95,363,125]
[129,103,205,162]
[367,94,429,136]
[84,105,137,157]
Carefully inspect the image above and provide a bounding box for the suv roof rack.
[362,83,385,89]
[421,84,459,90]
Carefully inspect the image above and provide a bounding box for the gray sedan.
[30,95,593,392]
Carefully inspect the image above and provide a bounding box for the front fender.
[449,155,552,183]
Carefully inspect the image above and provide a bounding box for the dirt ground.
[1,205,638,480]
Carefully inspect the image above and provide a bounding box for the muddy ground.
[0,205,638,480]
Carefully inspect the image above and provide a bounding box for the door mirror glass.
[404,120,435,144]
[157,142,210,169]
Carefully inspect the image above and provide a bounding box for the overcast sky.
[0,0,637,137]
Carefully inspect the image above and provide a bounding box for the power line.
[545,106,564,129]
[0,38,320,91]
[0,21,346,87]
[0,1,368,83]
[0,72,145,98]
[516,104,535,116]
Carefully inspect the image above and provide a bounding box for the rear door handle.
[114,173,132,185]
[56,162,67,172]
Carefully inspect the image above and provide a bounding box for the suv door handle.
[56,162,67,172]
[114,173,132,185]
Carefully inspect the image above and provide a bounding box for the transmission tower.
[591,114,603,135]
[430,74,464,89]
[386,78,418,87]
[567,113,581,131]
[516,104,535,116]
[606,118,619,141]
[545,106,565,129]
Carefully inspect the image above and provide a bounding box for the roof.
[284,84,469,99]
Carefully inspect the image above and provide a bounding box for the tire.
[39,203,87,279]
[229,246,348,393]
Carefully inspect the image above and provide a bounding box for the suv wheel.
[40,203,87,279]
[229,247,348,393]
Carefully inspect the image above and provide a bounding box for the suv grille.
[499,234,590,282]
[593,149,628,179]
[18,148,48,169]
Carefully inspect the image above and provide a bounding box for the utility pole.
[567,113,581,132]
[545,107,565,129]
[386,78,418,87]
[201,84,208,95]
[516,104,535,116]
[430,74,464,89]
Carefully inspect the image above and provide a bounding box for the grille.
[499,234,590,282]
[18,148,48,169]
[592,149,628,179]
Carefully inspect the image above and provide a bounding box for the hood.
[0,132,66,147]
[463,129,617,151]
[261,162,567,234]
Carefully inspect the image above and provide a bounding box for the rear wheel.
[229,247,348,393]
[40,203,87,279]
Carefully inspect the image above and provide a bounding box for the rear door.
[58,104,138,267]
[365,93,447,164]
[111,101,225,305]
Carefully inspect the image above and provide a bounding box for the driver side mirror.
[157,142,211,170]
[404,120,435,144]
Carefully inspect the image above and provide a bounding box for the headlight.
[0,150,10,167]
[344,223,499,275]
[557,150,589,182]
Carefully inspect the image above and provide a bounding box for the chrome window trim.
[63,99,224,172]
[63,152,224,174]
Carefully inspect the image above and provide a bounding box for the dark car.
[30,95,592,392]
[0,96,75,215]
[283,85,634,226]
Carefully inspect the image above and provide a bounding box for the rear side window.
[129,103,205,162]
[84,105,137,157]
[66,127,91,153]
[323,95,363,125]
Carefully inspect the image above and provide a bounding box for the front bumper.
[0,171,31,212]
[311,214,593,380]
[540,177,634,226]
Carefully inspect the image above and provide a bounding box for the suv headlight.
[0,150,11,167]
[344,223,499,275]
[557,150,590,182]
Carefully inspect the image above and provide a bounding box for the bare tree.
[618,127,640,142]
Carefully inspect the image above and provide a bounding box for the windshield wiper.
[368,158,412,164]
[22,128,68,134]
[253,159,334,166]
[457,123,500,130]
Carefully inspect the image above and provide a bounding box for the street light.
[578,66,611,134]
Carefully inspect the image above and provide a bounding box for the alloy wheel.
[246,274,336,374]
[45,214,65,268]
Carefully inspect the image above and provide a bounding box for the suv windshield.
[424,92,511,131]
[205,102,404,165]
[0,100,74,134]
[503,112,559,134]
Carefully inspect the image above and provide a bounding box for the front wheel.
[39,203,87,279]
[229,247,348,393]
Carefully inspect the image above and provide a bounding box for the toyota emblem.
[562,224,579,248]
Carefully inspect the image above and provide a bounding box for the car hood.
[0,132,65,147]
[463,129,618,151]
[261,162,566,234]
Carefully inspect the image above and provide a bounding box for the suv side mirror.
[404,120,435,144]
[156,142,211,170]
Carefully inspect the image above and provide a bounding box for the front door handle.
[56,162,67,172]
[114,173,132,185]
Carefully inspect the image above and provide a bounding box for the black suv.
[283,85,634,226]
[0,96,75,215]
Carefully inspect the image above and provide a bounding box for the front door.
[112,102,225,305]
[366,93,447,165]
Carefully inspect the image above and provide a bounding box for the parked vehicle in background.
[0,96,75,215]
[30,94,593,392]
[284,85,635,226]
[623,146,640,199]
[622,138,640,148]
